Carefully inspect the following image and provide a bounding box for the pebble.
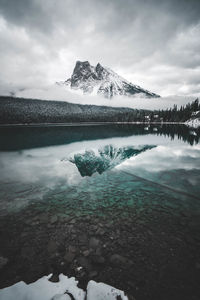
[89,270,98,278]
[70,219,76,224]
[96,228,105,236]
[68,245,76,253]
[50,215,58,224]
[91,255,105,264]
[79,234,88,244]
[21,247,35,258]
[89,237,100,249]
[77,257,91,271]
[83,250,90,257]
[64,251,75,263]
[47,240,57,253]
[38,214,49,223]
[0,256,8,269]
[110,254,126,266]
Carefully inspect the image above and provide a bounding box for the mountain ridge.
[58,61,160,99]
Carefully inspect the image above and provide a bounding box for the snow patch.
[87,280,128,300]
[0,274,85,300]
[0,274,129,300]
[185,118,200,128]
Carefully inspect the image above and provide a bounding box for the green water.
[0,124,200,219]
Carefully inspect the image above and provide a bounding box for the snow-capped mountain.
[58,61,160,98]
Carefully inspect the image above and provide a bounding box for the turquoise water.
[0,124,199,218]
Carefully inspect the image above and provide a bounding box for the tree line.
[0,96,199,124]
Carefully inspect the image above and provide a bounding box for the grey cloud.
[1,0,200,31]
[0,0,200,98]
[0,0,53,32]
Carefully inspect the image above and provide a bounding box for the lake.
[0,124,200,300]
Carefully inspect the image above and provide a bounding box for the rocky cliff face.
[60,61,160,99]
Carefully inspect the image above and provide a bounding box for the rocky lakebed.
[0,203,200,300]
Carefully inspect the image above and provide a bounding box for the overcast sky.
[0,0,200,98]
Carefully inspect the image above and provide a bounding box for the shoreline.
[0,121,186,127]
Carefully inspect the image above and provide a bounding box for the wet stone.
[38,214,49,224]
[89,237,100,249]
[110,254,127,266]
[0,256,8,269]
[89,270,98,278]
[70,219,76,224]
[96,228,106,236]
[90,225,98,231]
[21,247,35,258]
[20,232,28,238]
[185,235,195,244]
[47,240,57,253]
[50,215,58,224]
[1,203,200,299]
[64,251,75,263]
[68,245,76,253]
[91,255,105,264]
[79,234,88,245]
[83,250,90,257]
[77,257,92,271]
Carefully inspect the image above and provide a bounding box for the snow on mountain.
[58,61,160,99]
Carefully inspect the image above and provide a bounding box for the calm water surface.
[0,124,200,217]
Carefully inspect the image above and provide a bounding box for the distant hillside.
[0,96,199,126]
[0,96,149,124]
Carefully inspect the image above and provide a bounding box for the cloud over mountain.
[0,0,200,98]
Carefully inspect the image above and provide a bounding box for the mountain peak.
[61,60,160,98]
[75,60,91,68]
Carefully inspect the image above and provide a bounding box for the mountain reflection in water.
[67,145,155,177]
[0,124,199,216]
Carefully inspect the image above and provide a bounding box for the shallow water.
[0,124,200,299]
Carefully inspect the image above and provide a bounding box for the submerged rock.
[47,240,57,253]
[50,216,58,224]
[91,255,105,264]
[0,256,8,269]
[64,252,75,264]
[82,250,90,257]
[77,257,92,271]
[89,237,100,249]
[110,254,127,266]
